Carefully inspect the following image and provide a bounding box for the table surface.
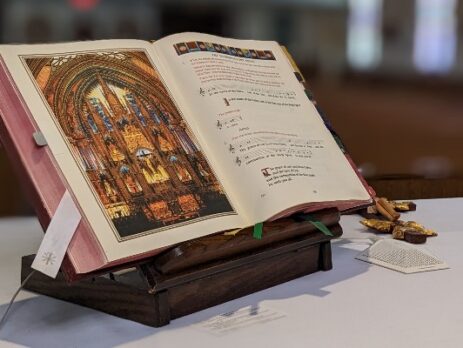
[0,198,462,348]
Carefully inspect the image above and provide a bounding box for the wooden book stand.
[21,208,342,327]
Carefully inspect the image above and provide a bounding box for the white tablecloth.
[0,198,461,348]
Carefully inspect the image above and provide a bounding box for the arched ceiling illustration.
[26,51,182,137]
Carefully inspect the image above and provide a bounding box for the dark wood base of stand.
[21,210,342,327]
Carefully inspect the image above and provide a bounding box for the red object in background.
[69,0,100,11]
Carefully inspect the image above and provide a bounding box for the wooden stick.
[375,198,400,221]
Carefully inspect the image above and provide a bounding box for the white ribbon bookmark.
[31,190,81,278]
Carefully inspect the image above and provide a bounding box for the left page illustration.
[22,49,236,242]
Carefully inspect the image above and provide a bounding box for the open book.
[0,33,373,276]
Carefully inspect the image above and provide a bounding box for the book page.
[0,39,245,264]
[153,33,371,224]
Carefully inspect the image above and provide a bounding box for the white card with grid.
[356,239,449,274]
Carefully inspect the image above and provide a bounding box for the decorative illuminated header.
[174,41,276,60]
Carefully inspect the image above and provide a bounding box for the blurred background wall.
[1,0,462,215]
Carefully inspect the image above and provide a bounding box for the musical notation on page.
[232,135,323,153]
[216,114,243,130]
[234,147,313,166]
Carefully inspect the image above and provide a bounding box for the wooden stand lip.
[153,207,340,275]
[64,208,341,282]
[143,225,342,292]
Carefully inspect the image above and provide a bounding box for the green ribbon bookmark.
[301,214,333,237]
[253,222,264,239]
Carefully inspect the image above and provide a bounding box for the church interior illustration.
[25,51,234,238]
